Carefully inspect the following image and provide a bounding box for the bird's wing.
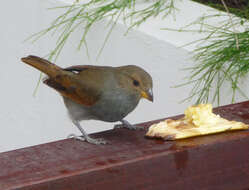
[44,65,104,106]
[21,56,103,106]
[63,65,98,73]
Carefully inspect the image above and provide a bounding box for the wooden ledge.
[1,101,249,190]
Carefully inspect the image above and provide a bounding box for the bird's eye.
[133,80,140,86]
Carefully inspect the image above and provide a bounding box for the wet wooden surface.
[0,101,249,190]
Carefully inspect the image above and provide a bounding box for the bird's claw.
[114,124,144,130]
[86,137,108,145]
[68,133,85,141]
[67,134,108,145]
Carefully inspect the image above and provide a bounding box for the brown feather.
[64,65,97,72]
[21,56,64,78]
[21,56,101,106]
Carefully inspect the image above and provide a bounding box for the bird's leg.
[68,120,107,145]
[114,119,144,130]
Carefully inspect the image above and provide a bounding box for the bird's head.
[117,65,153,102]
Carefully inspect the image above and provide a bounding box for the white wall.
[0,0,247,152]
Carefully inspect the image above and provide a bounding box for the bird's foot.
[86,137,108,145]
[114,120,144,130]
[68,133,85,141]
[67,134,107,145]
[114,124,142,130]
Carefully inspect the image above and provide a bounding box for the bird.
[21,55,153,145]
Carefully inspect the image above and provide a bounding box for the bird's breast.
[91,89,140,122]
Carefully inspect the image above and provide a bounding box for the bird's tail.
[21,55,64,78]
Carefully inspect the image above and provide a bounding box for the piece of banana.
[146,104,249,140]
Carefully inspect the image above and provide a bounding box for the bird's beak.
[141,89,153,102]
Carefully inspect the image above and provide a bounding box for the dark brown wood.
[1,101,249,190]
